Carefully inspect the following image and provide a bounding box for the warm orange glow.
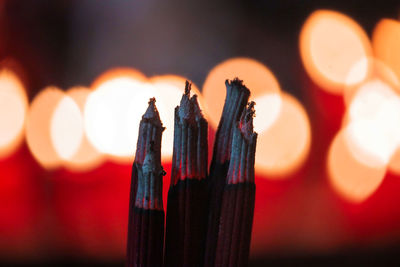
[91,67,148,89]
[0,69,28,158]
[344,79,400,167]
[26,87,64,169]
[300,10,372,94]
[372,19,400,81]
[53,87,104,172]
[202,57,280,129]
[328,130,386,202]
[51,95,83,160]
[255,93,311,178]
[84,71,156,161]
[150,75,204,162]
[389,149,400,175]
[344,58,400,106]
[253,92,282,134]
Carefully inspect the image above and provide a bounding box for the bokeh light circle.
[0,69,28,158]
[372,18,400,81]
[343,79,400,168]
[26,87,64,169]
[328,129,386,203]
[344,58,400,106]
[300,10,372,94]
[50,87,104,172]
[51,96,83,161]
[255,93,311,178]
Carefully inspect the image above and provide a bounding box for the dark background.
[1,0,400,266]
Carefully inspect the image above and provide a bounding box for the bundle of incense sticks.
[214,102,257,267]
[164,82,208,266]
[127,79,257,267]
[204,78,250,266]
[126,99,165,267]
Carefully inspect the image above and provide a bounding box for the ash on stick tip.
[143,97,164,128]
[144,97,158,118]
[143,141,164,175]
[179,83,193,121]
[239,101,256,139]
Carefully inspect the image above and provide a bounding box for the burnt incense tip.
[225,77,250,96]
[179,87,194,122]
[184,80,191,96]
[226,77,243,86]
[144,98,159,118]
[190,94,204,121]
[239,101,256,140]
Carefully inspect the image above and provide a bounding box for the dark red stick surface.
[205,79,250,266]
[127,99,165,267]
[165,82,208,267]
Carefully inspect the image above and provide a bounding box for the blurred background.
[1,0,400,266]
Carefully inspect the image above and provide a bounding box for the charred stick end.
[212,78,250,165]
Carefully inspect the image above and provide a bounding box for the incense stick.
[205,78,250,266]
[165,81,208,266]
[215,102,257,267]
[130,143,165,266]
[127,99,165,267]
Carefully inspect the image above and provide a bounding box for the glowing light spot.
[253,93,282,134]
[328,130,386,203]
[91,68,147,89]
[0,69,28,158]
[84,71,155,161]
[344,58,400,106]
[299,10,372,94]
[389,149,400,175]
[51,96,83,160]
[344,79,400,168]
[26,87,64,169]
[63,87,104,172]
[202,57,280,129]
[372,19,400,81]
[150,75,204,162]
[255,93,311,178]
